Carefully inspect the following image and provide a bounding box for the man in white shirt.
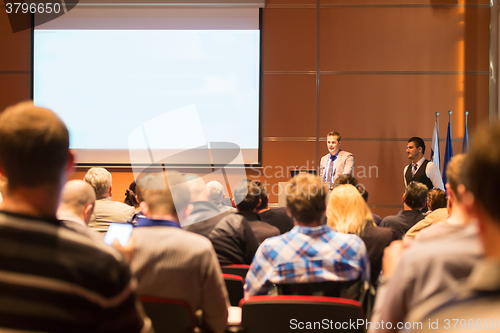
[404,137,444,190]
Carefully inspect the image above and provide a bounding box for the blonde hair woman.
[326,185,395,286]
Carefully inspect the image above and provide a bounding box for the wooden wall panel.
[0,12,31,72]
[318,74,489,138]
[0,74,31,111]
[258,140,316,202]
[262,74,316,136]
[319,7,489,71]
[262,9,316,71]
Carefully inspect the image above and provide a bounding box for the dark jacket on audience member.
[258,207,295,234]
[360,221,397,286]
[208,214,259,265]
[379,210,424,240]
[238,211,280,245]
[183,201,228,227]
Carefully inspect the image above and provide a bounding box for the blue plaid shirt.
[244,224,370,297]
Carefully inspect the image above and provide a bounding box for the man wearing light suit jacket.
[319,131,355,189]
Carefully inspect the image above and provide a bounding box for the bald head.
[58,180,96,224]
[184,174,207,202]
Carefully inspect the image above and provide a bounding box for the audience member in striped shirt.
[130,173,229,333]
[0,101,151,333]
[244,173,370,297]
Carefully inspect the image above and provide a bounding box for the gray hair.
[84,167,112,199]
[206,180,224,204]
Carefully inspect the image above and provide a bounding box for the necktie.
[412,163,418,176]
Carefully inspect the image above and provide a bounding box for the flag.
[442,121,453,185]
[430,118,440,173]
[462,121,469,153]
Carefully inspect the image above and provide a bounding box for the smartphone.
[104,223,133,246]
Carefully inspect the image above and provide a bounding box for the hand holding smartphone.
[104,223,133,246]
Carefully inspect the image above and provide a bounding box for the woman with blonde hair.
[326,184,395,286]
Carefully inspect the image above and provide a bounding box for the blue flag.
[463,121,469,153]
[442,121,454,185]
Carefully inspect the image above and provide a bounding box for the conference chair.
[239,295,365,333]
[275,278,374,318]
[222,273,245,306]
[140,296,198,333]
[220,264,250,279]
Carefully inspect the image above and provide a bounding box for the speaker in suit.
[319,150,355,184]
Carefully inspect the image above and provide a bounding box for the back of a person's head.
[84,167,112,199]
[139,172,191,218]
[286,174,327,225]
[404,181,429,210]
[184,174,207,202]
[461,122,500,222]
[333,174,369,202]
[326,184,372,235]
[124,181,139,208]
[408,136,426,154]
[427,189,447,211]
[446,154,466,195]
[0,101,69,188]
[206,180,224,204]
[59,180,96,212]
[254,180,268,210]
[233,179,260,212]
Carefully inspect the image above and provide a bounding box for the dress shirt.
[403,157,444,190]
[244,224,369,297]
[324,150,340,182]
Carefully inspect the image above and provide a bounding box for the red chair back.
[240,295,365,333]
[140,297,197,333]
[222,273,245,306]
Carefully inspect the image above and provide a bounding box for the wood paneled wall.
[0,1,490,217]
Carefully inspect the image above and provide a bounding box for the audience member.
[206,180,237,213]
[405,188,448,240]
[255,180,294,234]
[414,155,468,242]
[404,136,444,190]
[319,131,355,188]
[124,180,140,210]
[326,184,395,286]
[57,179,103,242]
[182,174,227,227]
[379,181,428,239]
[407,122,500,329]
[84,167,135,232]
[131,173,229,333]
[230,179,279,244]
[0,101,150,332]
[245,174,369,297]
[427,188,448,212]
[369,155,481,333]
[126,177,147,225]
[334,174,382,225]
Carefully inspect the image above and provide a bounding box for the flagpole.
[436,112,440,135]
[448,110,452,133]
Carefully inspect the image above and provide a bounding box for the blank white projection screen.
[33,8,261,166]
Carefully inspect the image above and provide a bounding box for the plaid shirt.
[244,224,370,297]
